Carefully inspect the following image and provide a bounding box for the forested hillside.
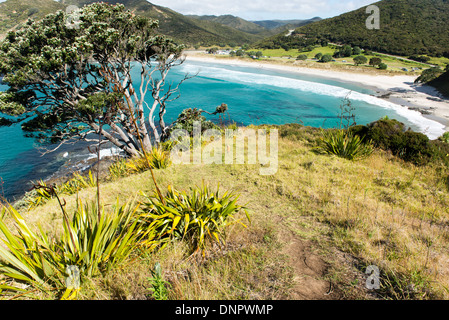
[0,0,261,45]
[261,0,449,57]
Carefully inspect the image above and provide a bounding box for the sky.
[150,0,377,20]
[0,0,377,20]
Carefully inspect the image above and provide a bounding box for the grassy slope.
[0,0,65,36]
[16,124,449,300]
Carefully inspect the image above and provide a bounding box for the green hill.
[60,0,261,45]
[0,0,261,46]
[0,0,65,37]
[187,14,270,35]
[252,17,322,30]
[292,0,449,57]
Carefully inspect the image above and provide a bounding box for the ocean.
[0,60,445,201]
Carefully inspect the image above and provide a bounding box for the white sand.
[184,52,449,133]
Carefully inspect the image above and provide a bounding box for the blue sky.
[0,0,377,20]
[149,0,376,20]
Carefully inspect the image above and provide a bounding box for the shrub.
[0,198,143,298]
[296,54,307,61]
[108,158,128,179]
[315,52,323,60]
[353,55,368,66]
[139,184,250,254]
[317,129,374,160]
[369,57,382,67]
[320,54,332,63]
[170,108,218,135]
[147,262,171,300]
[439,131,449,143]
[415,67,443,84]
[26,171,97,209]
[352,118,448,166]
[378,63,388,70]
[126,147,171,173]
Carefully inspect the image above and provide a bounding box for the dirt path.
[279,229,339,299]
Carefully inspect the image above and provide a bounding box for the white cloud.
[0,0,376,20]
[152,0,376,20]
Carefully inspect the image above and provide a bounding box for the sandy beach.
[184,51,449,133]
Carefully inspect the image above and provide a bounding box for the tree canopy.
[0,3,187,156]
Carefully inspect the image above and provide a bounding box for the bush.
[315,52,323,60]
[415,67,443,84]
[352,118,448,166]
[170,108,218,136]
[317,129,374,160]
[369,57,382,67]
[320,54,333,63]
[296,54,308,60]
[378,63,388,70]
[353,55,368,66]
[0,198,143,298]
[139,184,250,254]
[439,131,449,143]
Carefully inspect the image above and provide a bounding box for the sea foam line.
[181,64,445,140]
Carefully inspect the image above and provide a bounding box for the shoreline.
[184,52,449,133]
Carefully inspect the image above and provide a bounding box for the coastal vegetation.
[0,0,449,302]
[293,0,449,58]
[1,120,449,299]
[0,3,186,156]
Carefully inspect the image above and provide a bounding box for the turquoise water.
[0,60,445,201]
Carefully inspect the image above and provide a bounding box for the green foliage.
[415,67,443,83]
[352,46,361,55]
[25,171,97,209]
[126,148,171,173]
[108,158,129,179]
[439,132,449,143]
[0,3,186,156]
[0,198,142,298]
[320,54,332,63]
[352,118,449,166]
[139,184,250,254]
[317,129,374,161]
[147,262,170,300]
[378,63,388,70]
[108,147,172,179]
[334,45,353,58]
[295,0,449,57]
[353,55,368,66]
[60,198,142,278]
[314,52,323,60]
[369,57,382,67]
[296,54,308,60]
[409,55,431,63]
[170,107,219,135]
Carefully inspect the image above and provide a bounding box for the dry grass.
[4,124,449,300]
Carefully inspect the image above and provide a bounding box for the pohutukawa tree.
[0,3,190,156]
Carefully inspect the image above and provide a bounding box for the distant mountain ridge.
[252,17,322,30]
[186,14,269,35]
[0,0,269,45]
[59,0,261,45]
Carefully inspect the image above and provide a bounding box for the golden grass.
[6,124,449,299]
